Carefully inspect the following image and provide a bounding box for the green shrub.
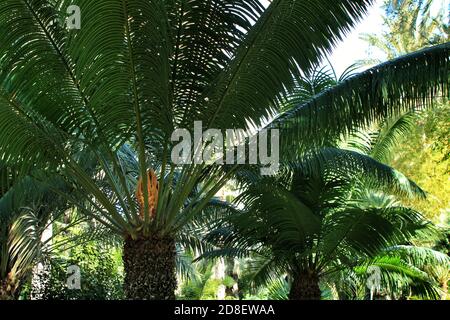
[29,243,123,300]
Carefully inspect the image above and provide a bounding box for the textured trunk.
[225,257,239,298]
[441,279,448,300]
[123,237,176,300]
[0,277,18,300]
[289,271,321,300]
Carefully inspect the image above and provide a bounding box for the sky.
[257,0,448,78]
[328,0,449,75]
[258,0,388,75]
[329,0,386,76]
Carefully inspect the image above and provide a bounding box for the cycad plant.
[202,151,435,300]
[200,67,443,300]
[0,0,448,299]
[354,245,448,300]
[324,192,449,300]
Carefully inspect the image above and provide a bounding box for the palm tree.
[361,0,449,60]
[0,0,448,299]
[320,244,448,300]
[201,151,436,300]
[242,242,449,300]
[198,62,442,299]
[357,245,448,299]
[324,192,449,300]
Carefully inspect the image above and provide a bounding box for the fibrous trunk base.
[0,277,17,300]
[289,271,321,300]
[123,237,176,300]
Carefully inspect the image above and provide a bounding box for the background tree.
[198,63,448,300]
[388,107,449,223]
[202,151,434,300]
[360,0,449,224]
[0,164,78,299]
[361,0,449,61]
[326,243,449,300]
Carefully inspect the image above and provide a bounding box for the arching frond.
[370,112,419,163]
[202,0,374,130]
[271,43,449,154]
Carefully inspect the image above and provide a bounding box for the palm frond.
[203,0,374,130]
[370,112,419,162]
[271,43,449,154]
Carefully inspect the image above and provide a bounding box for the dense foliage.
[0,0,448,300]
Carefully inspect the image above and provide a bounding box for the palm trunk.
[225,257,239,298]
[289,271,321,300]
[123,237,176,300]
[441,279,448,300]
[0,277,18,300]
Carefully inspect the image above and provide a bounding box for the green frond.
[0,169,71,289]
[265,277,290,300]
[169,0,264,127]
[384,245,450,270]
[370,112,419,163]
[355,245,447,300]
[288,148,426,199]
[320,205,427,265]
[271,43,450,154]
[202,0,374,130]
[246,254,287,289]
[0,93,64,167]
